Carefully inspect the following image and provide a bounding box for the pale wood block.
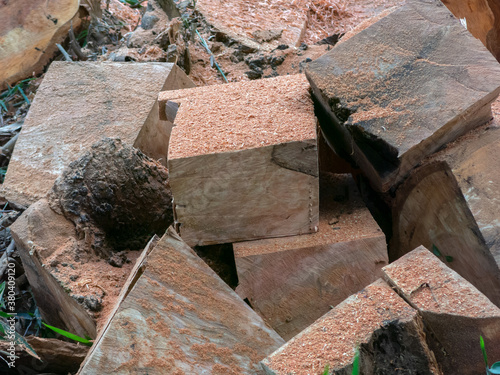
[383,246,500,375]
[306,0,500,192]
[233,173,387,340]
[2,62,194,206]
[261,279,440,374]
[78,227,285,375]
[11,199,97,339]
[162,74,319,246]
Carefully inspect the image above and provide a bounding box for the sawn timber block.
[2,62,194,207]
[383,246,500,375]
[78,227,285,375]
[233,173,387,340]
[306,0,500,192]
[261,279,441,375]
[391,105,500,306]
[429,103,500,267]
[161,74,319,246]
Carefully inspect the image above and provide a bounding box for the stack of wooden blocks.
[159,74,388,339]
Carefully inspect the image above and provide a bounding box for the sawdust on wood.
[265,280,415,373]
[45,248,142,331]
[384,247,500,318]
[164,74,316,159]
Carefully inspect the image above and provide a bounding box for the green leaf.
[0,311,12,319]
[352,348,360,375]
[322,363,330,375]
[0,100,7,112]
[445,255,454,262]
[17,86,30,105]
[42,323,92,346]
[432,244,441,257]
[481,335,489,368]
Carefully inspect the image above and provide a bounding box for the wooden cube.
[233,173,387,340]
[79,228,285,374]
[160,75,319,246]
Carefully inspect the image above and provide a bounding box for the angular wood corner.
[306,0,500,192]
[391,150,500,306]
[383,246,500,374]
[234,173,387,340]
[162,74,319,246]
[2,62,193,207]
[261,279,440,374]
[10,199,97,339]
[78,227,284,374]
[442,0,500,62]
[429,110,500,267]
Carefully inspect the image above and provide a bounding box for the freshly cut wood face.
[78,228,285,375]
[163,75,319,246]
[162,74,317,159]
[233,173,387,340]
[383,246,500,374]
[2,62,193,207]
[306,0,500,192]
[429,111,500,267]
[261,279,440,375]
[391,160,500,307]
[442,0,500,62]
[391,101,500,307]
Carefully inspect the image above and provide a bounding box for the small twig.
[68,22,88,61]
[56,43,73,61]
[0,133,19,159]
[16,86,29,105]
[23,319,33,337]
[195,29,228,83]
[0,353,12,366]
[0,251,8,278]
[6,240,15,255]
